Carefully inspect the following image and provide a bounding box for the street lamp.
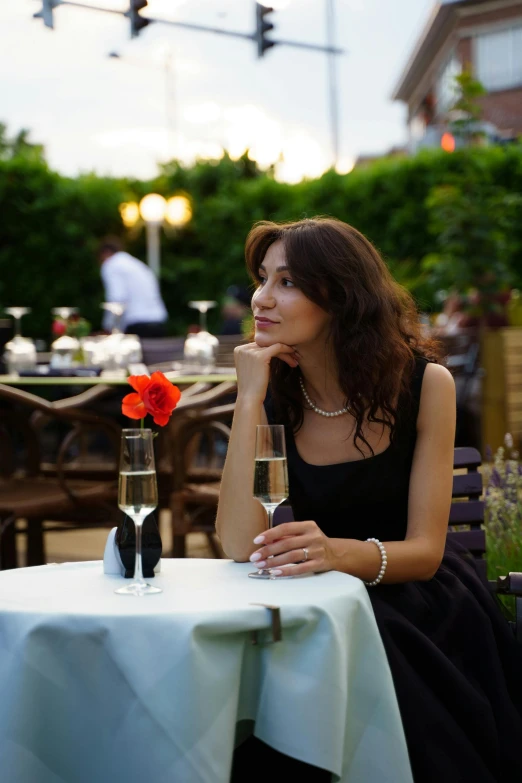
[120,193,193,277]
[165,195,192,227]
[139,193,167,277]
[119,201,140,228]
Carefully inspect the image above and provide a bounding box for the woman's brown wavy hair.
[245,217,441,455]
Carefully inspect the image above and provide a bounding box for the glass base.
[248,570,316,580]
[248,570,298,580]
[115,581,162,596]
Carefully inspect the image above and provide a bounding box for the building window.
[436,55,461,114]
[475,25,522,91]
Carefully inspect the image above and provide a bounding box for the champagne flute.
[115,429,162,596]
[249,424,289,579]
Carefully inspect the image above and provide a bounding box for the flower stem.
[140,418,144,431]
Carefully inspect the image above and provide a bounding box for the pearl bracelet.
[364,538,387,586]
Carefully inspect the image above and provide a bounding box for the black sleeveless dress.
[257,357,522,783]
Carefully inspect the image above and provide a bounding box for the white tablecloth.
[0,559,413,783]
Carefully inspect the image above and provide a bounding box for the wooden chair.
[0,384,122,569]
[153,382,236,557]
[159,403,235,558]
[169,406,233,558]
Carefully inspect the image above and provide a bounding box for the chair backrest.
[140,337,186,366]
[155,382,237,487]
[215,335,246,367]
[448,447,486,580]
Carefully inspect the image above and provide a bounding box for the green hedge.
[1,140,521,340]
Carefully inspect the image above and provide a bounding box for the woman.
[216,217,522,782]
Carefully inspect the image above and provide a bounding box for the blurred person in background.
[97,237,168,337]
[433,291,467,337]
[219,284,251,335]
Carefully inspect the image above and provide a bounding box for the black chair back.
[448,446,486,580]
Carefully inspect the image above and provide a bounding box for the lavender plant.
[483,434,522,579]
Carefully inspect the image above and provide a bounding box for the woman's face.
[252,240,331,349]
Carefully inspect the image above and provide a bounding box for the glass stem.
[267,508,274,530]
[14,317,21,339]
[133,519,145,586]
[200,309,207,332]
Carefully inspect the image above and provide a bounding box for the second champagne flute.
[249,424,289,579]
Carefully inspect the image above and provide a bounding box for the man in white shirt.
[98,238,168,337]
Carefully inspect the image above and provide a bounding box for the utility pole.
[326,0,340,167]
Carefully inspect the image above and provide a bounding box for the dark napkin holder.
[116,511,162,578]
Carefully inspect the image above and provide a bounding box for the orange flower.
[122,372,181,426]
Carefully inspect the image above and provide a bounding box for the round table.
[0,559,413,783]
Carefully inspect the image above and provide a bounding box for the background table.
[0,372,236,386]
[0,559,413,783]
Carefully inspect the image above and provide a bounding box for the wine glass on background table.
[50,307,80,369]
[51,306,78,321]
[249,425,289,580]
[100,302,125,334]
[115,429,162,596]
[184,301,219,373]
[188,300,217,333]
[3,307,37,374]
[100,303,127,371]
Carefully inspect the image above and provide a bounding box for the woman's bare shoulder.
[418,362,456,430]
[423,362,455,391]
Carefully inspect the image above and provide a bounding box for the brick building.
[393,0,522,151]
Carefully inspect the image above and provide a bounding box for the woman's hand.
[249,521,337,577]
[234,342,298,404]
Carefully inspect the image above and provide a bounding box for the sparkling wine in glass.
[249,424,289,579]
[115,429,162,596]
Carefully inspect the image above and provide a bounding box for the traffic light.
[127,0,150,39]
[33,0,59,29]
[255,3,276,58]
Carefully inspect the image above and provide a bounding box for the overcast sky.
[1,0,434,181]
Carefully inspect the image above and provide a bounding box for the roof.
[392,0,509,102]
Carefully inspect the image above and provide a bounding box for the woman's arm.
[248,363,457,582]
[215,342,298,561]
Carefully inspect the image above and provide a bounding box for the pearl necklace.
[299,377,351,418]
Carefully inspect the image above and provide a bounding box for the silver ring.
[302,547,309,562]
